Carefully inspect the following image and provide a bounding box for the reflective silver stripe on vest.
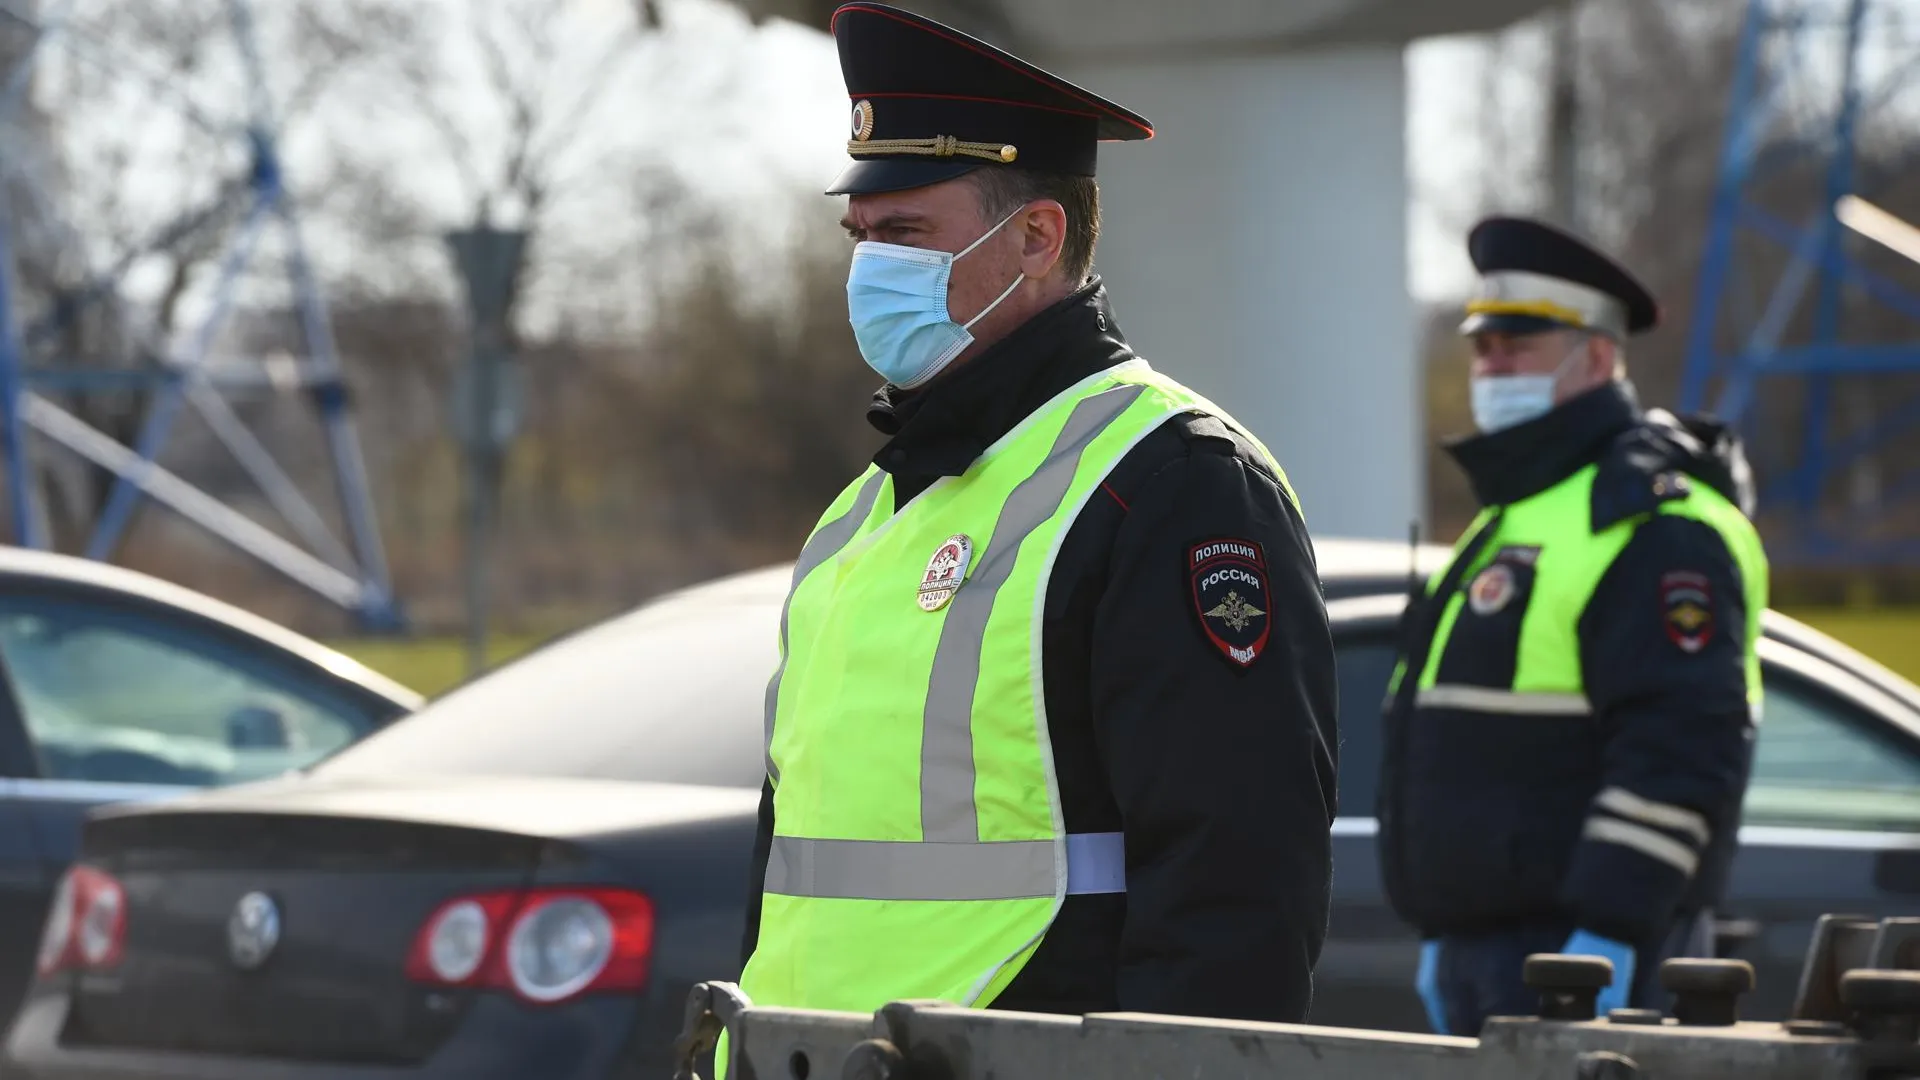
[921,382,1149,843]
[765,832,1126,901]
[1415,684,1592,716]
[763,469,889,783]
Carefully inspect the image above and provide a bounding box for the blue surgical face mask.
[845,207,1025,389]
[1469,339,1586,433]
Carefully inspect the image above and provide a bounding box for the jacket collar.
[867,277,1131,478]
[1445,380,1643,507]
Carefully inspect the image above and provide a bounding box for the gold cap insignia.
[851,99,875,143]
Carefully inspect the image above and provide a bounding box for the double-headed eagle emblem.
[1204,590,1265,633]
[1670,602,1708,632]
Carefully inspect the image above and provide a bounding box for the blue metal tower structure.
[0,0,405,629]
[1682,0,1920,568]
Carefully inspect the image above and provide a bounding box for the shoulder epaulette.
[1590,431,1692,534]
[1171,412,1289,492]
[1173,413,1236,448]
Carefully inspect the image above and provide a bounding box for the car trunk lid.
[59,809,539,1063]
[53,774,748,1064]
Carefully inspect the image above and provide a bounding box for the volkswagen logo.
[226,891,281,971]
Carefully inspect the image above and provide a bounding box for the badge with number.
[918,535,972,612]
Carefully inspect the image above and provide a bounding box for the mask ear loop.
[955,204,1031,331]
[1546,333,1596,396]
[964,274,1025,331]
[956,204,1027,260]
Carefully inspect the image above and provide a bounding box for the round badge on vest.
[918,534,973,612]
[1468,562,1516,616]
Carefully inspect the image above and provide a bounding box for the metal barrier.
[673,914,1920,1079]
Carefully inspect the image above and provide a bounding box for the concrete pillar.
[1061,46,1420,541]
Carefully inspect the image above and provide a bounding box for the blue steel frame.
[1682,0,1920,568]
[0,0,404,629]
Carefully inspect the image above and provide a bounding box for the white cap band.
[1464,269,1629,339]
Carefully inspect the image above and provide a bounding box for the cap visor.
[826,158,984,196]
[1458,312,1576,337]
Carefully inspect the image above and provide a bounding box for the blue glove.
[1415,939,1448,1034]
[1562,929,1636,1017]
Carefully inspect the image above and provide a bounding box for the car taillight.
[405,887,653,1005]
[37,865,127,976]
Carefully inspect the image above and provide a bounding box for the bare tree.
[4,0,428,548]
[385,0,662,345]
[3,0,889,633]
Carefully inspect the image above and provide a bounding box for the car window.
[1743,673,1920,832]
[1332,636,1397,814]
[312,584,781,790]
[1324,631,1920,832]
[0,593,384,788]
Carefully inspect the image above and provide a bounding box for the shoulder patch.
[1189,538,1272,669]
[1660,570,1715,653]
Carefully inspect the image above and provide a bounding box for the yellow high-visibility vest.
[738,358,1297,1019]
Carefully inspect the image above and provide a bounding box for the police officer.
[1377,216,1769,1036]
[733,0,1338,1044]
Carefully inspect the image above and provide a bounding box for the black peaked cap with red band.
[827,2,1154,196]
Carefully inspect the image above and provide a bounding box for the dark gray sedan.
[0,546,421,1033]
[6,539,1919,1078]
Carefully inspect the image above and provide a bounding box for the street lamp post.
[444,223,528,679]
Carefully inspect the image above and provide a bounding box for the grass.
[327,632,552,699]
[1780,609,1920,685]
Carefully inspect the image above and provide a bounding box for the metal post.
[464,428,498,679]
[228,0,400,629]
[83,194,270,561]
[1544,7,1580,234]
[1679,0,1772,415]
[0,208,42,548]
[273,156,401,628]
[1795,0,1869,530]
[444,224,527,679]
[23,392,368,609]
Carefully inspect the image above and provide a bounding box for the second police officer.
[1377,216,1771,1036]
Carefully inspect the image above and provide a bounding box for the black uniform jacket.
[739,278,1339,1024]
[1378,381,1761,950]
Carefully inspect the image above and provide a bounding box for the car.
[7,538,1920,1079]
[0,545,424,1029]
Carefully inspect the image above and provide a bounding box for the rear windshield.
[312,576,782,790]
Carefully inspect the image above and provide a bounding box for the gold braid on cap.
[1465,270,1630,339]
[847,134,1018,164]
